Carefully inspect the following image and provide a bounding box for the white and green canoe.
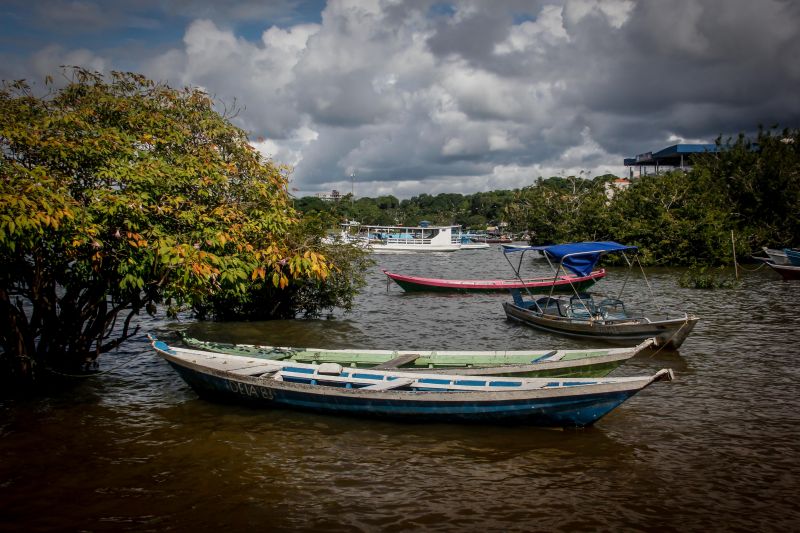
[179,334,655,378]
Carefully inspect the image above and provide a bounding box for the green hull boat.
[179,334,654,378]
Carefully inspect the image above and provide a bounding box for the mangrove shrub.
[0,69,361,384]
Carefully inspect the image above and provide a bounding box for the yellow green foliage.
[0,69,343,380]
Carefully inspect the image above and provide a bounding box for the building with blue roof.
[624,143,720,178]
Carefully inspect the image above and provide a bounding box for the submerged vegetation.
[679,266,741,290]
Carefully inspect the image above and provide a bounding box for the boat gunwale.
[178,336,655,376]
[180,334,651,360]
[153,341,671,401]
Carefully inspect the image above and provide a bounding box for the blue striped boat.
[150,336,673,428]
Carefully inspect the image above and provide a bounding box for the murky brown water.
[2,248,799,532]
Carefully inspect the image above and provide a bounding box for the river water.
[1,248,799,532]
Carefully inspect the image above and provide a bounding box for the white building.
[316,189,342,202]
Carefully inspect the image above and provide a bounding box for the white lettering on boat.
[226,379,273,400]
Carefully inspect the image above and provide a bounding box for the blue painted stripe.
[454,380,486,386]
[543,381,597,387]
[154,341,175,354]
[282,376,311,384]
[352,373,381,380]
[284,366,315,374]
[417,378,452,385]
[489,381,522,387]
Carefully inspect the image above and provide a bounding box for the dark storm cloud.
[1,0,799,196]
[426,9,511,65]
[559,0,800,153]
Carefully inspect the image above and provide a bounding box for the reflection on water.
[2,249,800,531]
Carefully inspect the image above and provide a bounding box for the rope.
[646,319,691,358]
[735,261,766,272]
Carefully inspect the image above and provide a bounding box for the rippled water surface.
[2,248,799,532]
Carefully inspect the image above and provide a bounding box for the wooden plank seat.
[227,364,282,376]
[529,350,558,363]
[371,353,422,369]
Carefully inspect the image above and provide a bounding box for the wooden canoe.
[765,261,800,280]
[152,337,673,427]
[382,268,606,293]
[180,334,655,378]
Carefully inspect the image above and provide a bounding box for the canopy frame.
[502,241,657,316]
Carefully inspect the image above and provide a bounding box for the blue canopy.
[503,241,637,277]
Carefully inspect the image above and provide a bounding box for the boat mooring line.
[647,320,690,358]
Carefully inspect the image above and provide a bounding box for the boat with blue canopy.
[150,336,673,427]
[501,241,699,349]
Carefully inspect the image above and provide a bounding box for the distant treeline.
[296,127,799,265]
[295,188,518,230]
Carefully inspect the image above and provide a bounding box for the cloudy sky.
[2,0,799,198]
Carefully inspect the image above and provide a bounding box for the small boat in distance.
[765,261,800,280]
[500,243,530,252]
[502,242,699,349]
[383,269,606,293]
[785,249,800,266]
[753,247,791,265]
[180,333,653,378]
[151,337,674,427]
[470,234,513,244]
[458,233,491,250]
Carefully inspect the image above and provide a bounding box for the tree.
[507,175,600,244]
[0,69,357,384]
[692,127,800,249]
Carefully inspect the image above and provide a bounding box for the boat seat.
[534,297,565,316]
[598,298,627,320]
[372,353,421,370]
[510,289,536,309]
[567,293,596,319]
[228,364,282,376]
[317,363,343,375]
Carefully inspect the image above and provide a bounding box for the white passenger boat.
[339,222,463,253]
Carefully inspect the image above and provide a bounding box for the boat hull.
[503,302,698,349]
[762,248,790,265]
[766,261,800,280]
[383,269,606,293]
[163,358,645,427]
